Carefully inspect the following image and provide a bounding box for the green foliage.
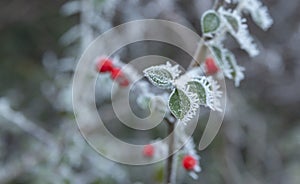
[202,11,221,34]
[144,67,174,89]
[223,15,239,33]
[168,88,191,120]
[187,80,206,105]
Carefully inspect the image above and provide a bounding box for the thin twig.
[187,40,208,70]
[213,0,224,10]
[187,0,224,70]
[0,98,57,147]
[165,118,176,184]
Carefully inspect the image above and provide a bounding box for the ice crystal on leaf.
[224,51,245,87]
[218,7,259,57]
[168,88,199,125]
[207,44,233,78]
[143,62,181,89]
[206,77,223,111]
[239,0,273,31]
[143,61,224,124]
[192,77,222,111]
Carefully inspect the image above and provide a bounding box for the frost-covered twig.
[0,98,57,148]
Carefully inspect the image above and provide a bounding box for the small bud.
[96,57,114,73]
[182,155,196,170]
[205,57,219,75]
[143,144,154,157]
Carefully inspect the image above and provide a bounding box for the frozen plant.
[94,0,273,183]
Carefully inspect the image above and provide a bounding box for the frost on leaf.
[169,88,191,120]
[223,14,239,33]
[239,0,273,31]
[224,51,245,87]
[208,45,233,79]
[168,88,199,124]
[190,77,222,111]
[187,80,207,106]
[218,8,259,57]
[143,62,181,89]
[201,10,221,36]
[206,77,222,111]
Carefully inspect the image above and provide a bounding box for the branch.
[213,0,224,10]
[165,118,176,184]
[187,40,208,70]
[0,98,57,148]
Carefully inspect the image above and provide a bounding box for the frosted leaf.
[187,80,207,106]
[192,77,222,111]
[224,51,245,87]
[218,8,259,57]
[169,88,191,120]
[208,45,233,78]
[223,14,239,33]
[168,88,199,124]
[143,62,181,89]
[201,10,221,36]
[239,0,273,30]
[206,77,223,112]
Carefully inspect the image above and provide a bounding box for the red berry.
[143,144,154,157]
[111,68,123,79]
[205,57,219,75]
[96,57,114,73]
[182,155,196,170]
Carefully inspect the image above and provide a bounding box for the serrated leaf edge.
[218,7,259,57]
[143,62,181,89]
[224,51,245,87]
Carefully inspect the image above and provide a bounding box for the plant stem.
[187,40,208,70]
[165,118,175,184]
[213,0,224,10]
[187,0,224,70]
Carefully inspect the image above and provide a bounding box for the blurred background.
[0,0,300,183]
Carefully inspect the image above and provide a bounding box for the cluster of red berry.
[204,57,219,75]
[96,57,130,87]
[142,144,197,171]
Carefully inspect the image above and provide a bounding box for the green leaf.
[211,46,223,66]
[168,88,191,120]
[202,11,221,34]
[187,80,206,105]
[224,15,239,32]
[225,53,236,78]
[144,67,173,89]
